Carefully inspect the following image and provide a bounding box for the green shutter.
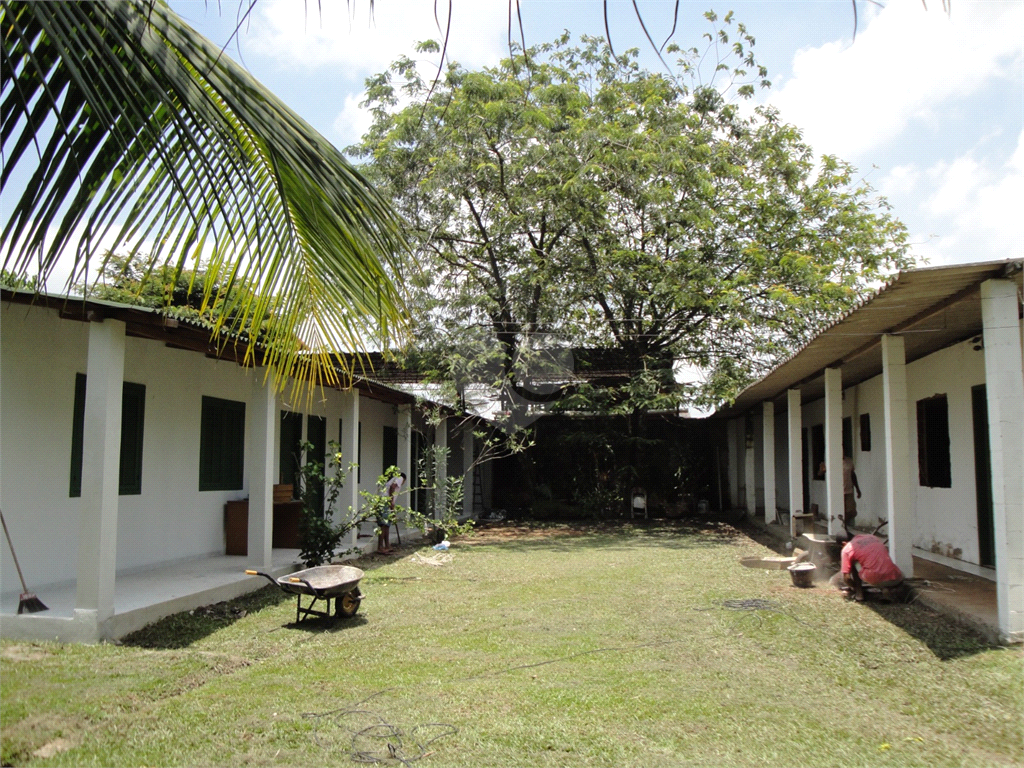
[118,382,146,495]
[199,396,246,491]
[69,373,87,497]
[279,411,303,486]
[382,425,398,475]
[308,415,327,512]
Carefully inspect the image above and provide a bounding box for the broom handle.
[0,509,31,594]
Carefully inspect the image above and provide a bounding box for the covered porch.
[0,548,306,642]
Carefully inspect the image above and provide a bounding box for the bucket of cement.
[787,562,816,588]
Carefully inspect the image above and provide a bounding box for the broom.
[0,509,48,613]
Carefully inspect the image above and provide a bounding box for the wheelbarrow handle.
[244,569,279,588]
[288,577,324,599]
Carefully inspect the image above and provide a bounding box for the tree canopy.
[1,0,408,390]
[353,16,912,414]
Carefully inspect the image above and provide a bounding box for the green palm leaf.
[1,0,408,388]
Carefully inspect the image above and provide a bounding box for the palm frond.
[1,0,409,389]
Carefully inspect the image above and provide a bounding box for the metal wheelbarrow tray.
[246,565,364,622]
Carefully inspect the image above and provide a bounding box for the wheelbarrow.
[245,565,364,623]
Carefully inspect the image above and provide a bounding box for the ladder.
[472,464,484,513]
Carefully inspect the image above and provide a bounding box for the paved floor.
[910,557,999,642]
[0,549,304,619]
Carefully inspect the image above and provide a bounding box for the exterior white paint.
[743,334,1000,565]
[980,279,1024,638]
[0,301,456,641]
[762,402,776,525]
[823,367,843,535]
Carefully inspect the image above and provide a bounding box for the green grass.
[2,521,1021,767]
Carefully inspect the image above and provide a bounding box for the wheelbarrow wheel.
[338,591,361,618]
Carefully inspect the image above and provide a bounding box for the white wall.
[1,303,406,592]
[749,332,1005,571]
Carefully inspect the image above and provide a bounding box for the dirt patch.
[1,644,50,663]
[32,737,75,759]
[460,523,595,545]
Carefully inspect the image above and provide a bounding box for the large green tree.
[1,0,408,389]
[354,17,911,413]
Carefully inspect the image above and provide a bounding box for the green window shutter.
[199,396,246,491]
[308,415,327,512]
[357,421,362,483]
[279,411,303,486]
[382,425,398,475]
[69,373,87,497]
[337,417,344,488]
[118,382,146,495]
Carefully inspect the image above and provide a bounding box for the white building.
[719,260,1023,643]
[0,290,484,643]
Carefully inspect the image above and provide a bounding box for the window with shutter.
[199,396,245,491]
[382,425,398,475]
[118,382,146,495]
[69,375,146,496]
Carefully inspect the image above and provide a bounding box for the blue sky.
[165,0,1022,270]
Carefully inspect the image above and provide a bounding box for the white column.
[75,319,125,631]
[463,423,474,518]
[247,375,276,569]
[882,334,913,576]
[763,402,776,525]
[346,390,361,547]
[787,388,802,538]
[435,417,448,521]
[744,419,756,516]
[980,279,1024,641]
[398,405,413,478]
[824,367,844,535]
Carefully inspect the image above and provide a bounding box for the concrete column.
[346,390,361,548]
[824,367,844,535]
[247,375,276,569]
[398,405,413,479]
[763,402,776,525]
[980,279,1024,641]
[744,418,756,516]
[463,423,474,518]
[882,334,913,576]
[787,388,802,538]
[435,417,448,521]
[75,319,125,629]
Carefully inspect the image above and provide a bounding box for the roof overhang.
[0,288,422,407]
[716,259,1023,419]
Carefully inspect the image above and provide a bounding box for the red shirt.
[841,535,903,585]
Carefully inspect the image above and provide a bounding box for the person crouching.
[831,532,903,602]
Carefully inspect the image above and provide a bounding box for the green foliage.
[78,251,270,335]
[295,440,369,567]
[354,19,912,413]
[2,0,408,394]
[0,269,38,291]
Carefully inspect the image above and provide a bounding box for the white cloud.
[767,0,1024,160]
[333,93,375,149]
[885,129,1024,266]
[249,0,509,80]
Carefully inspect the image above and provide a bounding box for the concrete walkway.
[1,549,306,640]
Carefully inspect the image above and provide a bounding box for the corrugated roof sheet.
[717,258,1023,418]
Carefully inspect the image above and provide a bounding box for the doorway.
[971,385,995,567]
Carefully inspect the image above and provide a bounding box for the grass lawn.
[2,520,1021,767]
